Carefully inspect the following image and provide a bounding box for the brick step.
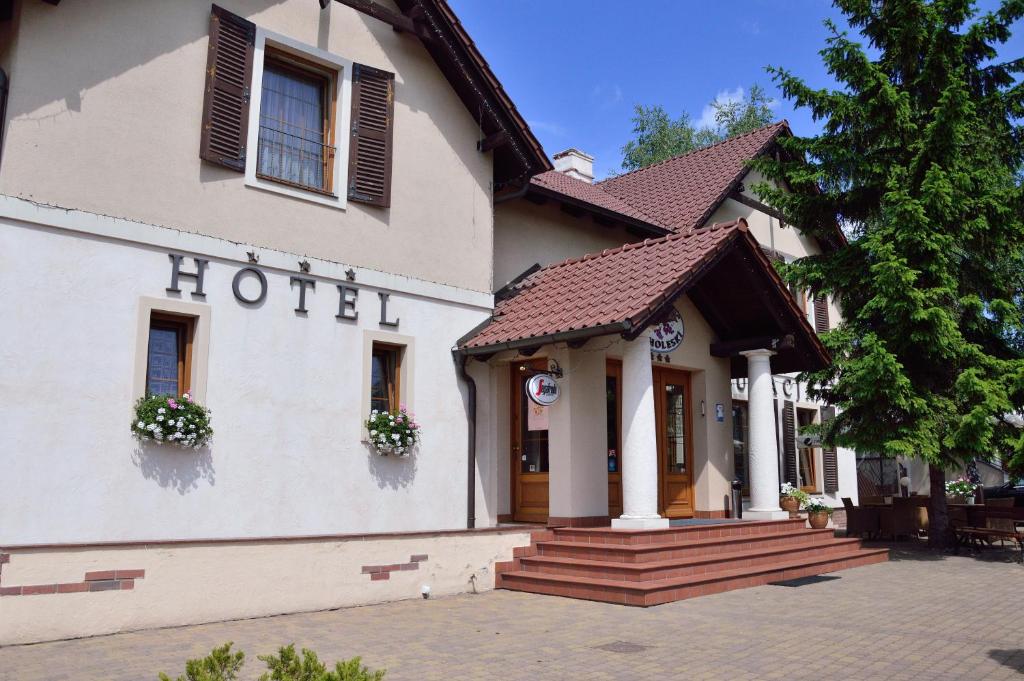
[537,527,837,563]
[498,547,889,607]
[520,537,864,582]
[552,518,806,546]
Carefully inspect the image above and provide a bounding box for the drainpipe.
[454,351,477,529]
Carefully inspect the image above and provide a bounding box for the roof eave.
[526,184,670,239]
[458,320,634,356]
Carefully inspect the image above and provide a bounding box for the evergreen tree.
[754,0,1024,546]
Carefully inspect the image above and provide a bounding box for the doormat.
[593,641,651,654]
[769,575,841,587]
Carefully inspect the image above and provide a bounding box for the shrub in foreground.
[159,642,385,681]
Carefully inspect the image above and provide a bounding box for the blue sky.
[450,0,1023,179]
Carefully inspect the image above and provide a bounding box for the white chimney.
[553,148,594,183]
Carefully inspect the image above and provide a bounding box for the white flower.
[156,415,164,422]
[147,423,157,431]
[407,437,413,444]
[392,433,400,441]
[157,408,166,414]
[137,420,145,428]
[370,430,378,436]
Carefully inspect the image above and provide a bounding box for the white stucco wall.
[1,0,494,293]
[0,200,494,545]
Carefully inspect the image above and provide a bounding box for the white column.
[742,349,789,519]
[612,336,670,529]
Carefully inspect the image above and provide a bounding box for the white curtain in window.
[258,63,325,190]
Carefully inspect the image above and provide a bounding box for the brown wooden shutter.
[199,5,255,172]
[813,296,830,333]
[348,63,395,207]
[782,400,798,486]
[0,68,7,170]
[820,406,839,493]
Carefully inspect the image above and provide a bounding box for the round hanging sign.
[525,373,560,406]
[649,310,685,353]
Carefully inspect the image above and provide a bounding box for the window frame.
[360,330,415,439]
[133,297,211,403]
[370,342,401,415]
[255,49,337,196]
[245,28,353,210]
[146,312,196,398]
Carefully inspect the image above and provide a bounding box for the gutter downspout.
[454,350,477,529]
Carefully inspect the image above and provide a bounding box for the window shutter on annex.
[782,399,798,486]
[820,405,839,493]
[348,63,395,207]
[813,296,830,333]
[199,5,255,172]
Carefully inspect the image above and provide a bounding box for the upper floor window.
[198,6,395,209]
[257,53,336,195]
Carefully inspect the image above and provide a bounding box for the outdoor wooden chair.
[842,497,879,538]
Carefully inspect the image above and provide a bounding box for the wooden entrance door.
[606,359,623,518]
[656,366,694,518]
[511,359,550,522]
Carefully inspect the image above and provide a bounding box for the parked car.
[982,482,1024,504]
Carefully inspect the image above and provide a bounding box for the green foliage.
[365,405,420,456]
[620,85,775,171]
[158,643,385,681]
[752,0,1024,542]
[259,645,385,681]
[133,392,213,448]
[158,642,244,681]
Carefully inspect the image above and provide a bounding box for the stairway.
[495,518,887,607]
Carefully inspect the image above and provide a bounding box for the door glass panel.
[521,381,549,474]
[606,375,619,473]
[797,407,816,490]
[732,401,748,492]
[665,383,686,473]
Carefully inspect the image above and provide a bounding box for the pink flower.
[399,403,407,412]
[396,415,404,423]
[168,399,178,410]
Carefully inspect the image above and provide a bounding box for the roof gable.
[458,216,829,375]
[596,122,788,233]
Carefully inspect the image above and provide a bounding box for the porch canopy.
[457,218,829,377]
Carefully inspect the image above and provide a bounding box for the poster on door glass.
[527,403,549,431]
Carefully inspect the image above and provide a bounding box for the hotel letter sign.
[166,253,398,328]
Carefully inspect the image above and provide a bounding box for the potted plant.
[132,393,213,448]
[945,478,977,504]
[802,497,833,529]
[780,482,809,513]
[365,405,420,457]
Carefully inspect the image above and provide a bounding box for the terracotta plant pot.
[780,496,800,513]
[808,511,830,529]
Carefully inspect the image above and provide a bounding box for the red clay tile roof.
[529,171,671,233]
[596,121,789,233]
[460,219,749,351]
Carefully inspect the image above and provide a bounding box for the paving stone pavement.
[1,545,1022,681]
